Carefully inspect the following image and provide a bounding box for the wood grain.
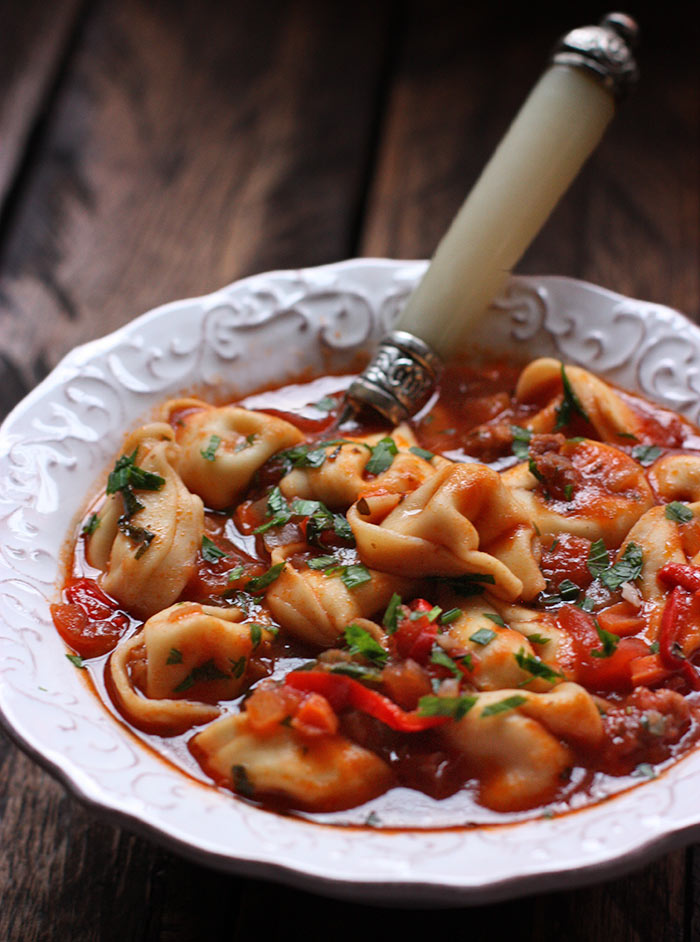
[0,1,698,939]
[361,1,699,318]
[0,0,84,212]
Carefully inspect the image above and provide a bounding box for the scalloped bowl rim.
[1,258,700,905]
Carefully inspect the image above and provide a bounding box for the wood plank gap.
[345,0,407,258]
[0,0,94,259]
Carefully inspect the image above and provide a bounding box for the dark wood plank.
[0,0,392,414]
[0,1,392,939]
[359,1,698,938]
[361,1,699,319]
[0,0,84,212]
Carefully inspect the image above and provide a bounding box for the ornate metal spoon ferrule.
[345,331,443,425]
[340,12,639,427]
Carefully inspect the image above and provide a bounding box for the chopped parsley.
[166,648,183,665]
[117,520,155,559]
[232,764,255,796]
[340,564,372,590]
[383,592,402,633]
[234,433,257,453]
[249,624,263,648]
[365,437,398,476]
[599,542,643,591]
[443,572,495,597]
[417,695,477,720]
[528,633,552,646]
[631,762,656,779]
[587,539,610,580]
[276,439,350,473]
[344,623,387,666]
[308,555,340,570]
[632,444,663,467]
[470,627,496,646]
[590,619,619,659]
[481,694,528,717]
[312,396,337,412]
[665,502,694,524]
[82,513,100,536]
[201,535,227,562]
[515,649,564,684]
[200,434,221,461]
[328,662,382,682]
[440,607,462,626]
[483,612,506,628]
[409,445,435,462]
[229,656,246,679]
[66,653,86,669]
[106,449,165,495]
[245,562,285,593]
[430,645,462,678]
[510,425,532,460]
[174,658,231,693]
[227,565,245,582]
[555,364,590,430]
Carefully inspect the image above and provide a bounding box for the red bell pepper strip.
[658,562,700,593]
[284,671,449,732]
[658,585,700,690]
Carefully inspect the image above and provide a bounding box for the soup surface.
[52,357,700,827]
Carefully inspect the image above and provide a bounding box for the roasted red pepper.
[284,671,449,732]
[659,562,700,593]
[658,585,700,690]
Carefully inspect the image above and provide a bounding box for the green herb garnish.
[365,437,398,476]
[515,649,564,684]
[174,658,231,692]
[82,513,100,536]
[430,645,462,678]
[166,648,183,665]
[632,444,663,467]
[200,434,221,461]
[417,695,477,720]
[481,694,528,717]
[590,619,620,659]
[245,562,285,593]
[470,627,496,646]
[665,502,694,524]
[555,364,590,430]
[483,612,506,628]
[510,425,532,460]
[439,608,462,626]
[201,535,227,562]
[66,653,86,669]
[409,445,435,461]
[383,593,402,634]
[344,623,387,666]
[340,564,372,590]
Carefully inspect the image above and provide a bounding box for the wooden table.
[1,1,698,938]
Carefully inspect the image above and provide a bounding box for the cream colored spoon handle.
[396,66,613,357]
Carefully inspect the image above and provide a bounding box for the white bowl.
[1,258,699,905]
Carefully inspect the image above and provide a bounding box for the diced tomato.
[392,599,438,664]
[540,533,595,589]
[291,692,339,737]
[596,601,646,637]
[246,683,304,734]
[556,604,648,692]
[234,500,264,534]
[51,578,128,658]
[381,659,432,710]
[629,654,674,687]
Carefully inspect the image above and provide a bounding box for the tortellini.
[265,544,413,646]
[165,399,304,509]
[347,463,544,601]
[441,683,602,811]
[86,423,204,619]
[279,424,445,510]
[109,602,272,733]
[191,712,394,811]
[516,358,645,444]
[502,438,653,546]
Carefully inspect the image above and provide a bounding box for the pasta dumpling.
[515,358,645,444]
[166,399,304,510]
[191,711,394,811]
[279,424,445,510]
[86,423,204,619]
[109,602,272,733]
[502,437,653,546]
[265,544,413,646]
[347,463,544,601]
[442,683,602,811]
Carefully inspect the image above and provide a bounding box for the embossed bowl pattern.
[1,259,699,905]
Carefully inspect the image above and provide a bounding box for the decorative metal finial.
[550,12,639,99]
